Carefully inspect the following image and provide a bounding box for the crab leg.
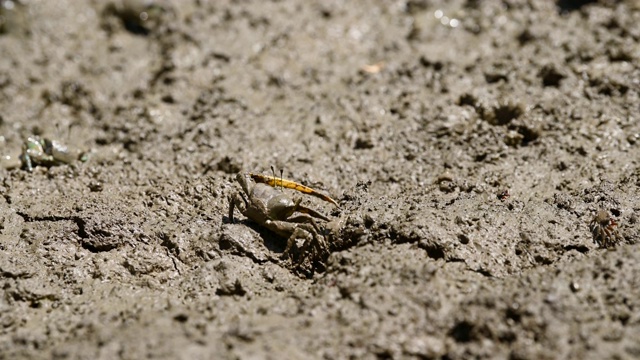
[294,205,330,222]
[249,173,339,207]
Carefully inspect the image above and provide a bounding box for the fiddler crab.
[229,172,338,269]
[589,210,623,248]
[19,136,88,172]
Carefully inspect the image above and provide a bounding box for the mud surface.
[1,0,640,359]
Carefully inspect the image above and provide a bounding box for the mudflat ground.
[1,0,639,359]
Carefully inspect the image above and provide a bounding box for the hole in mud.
[457,233,470,245]
[173,313,188,323]
[417,240,446,260]
[449,321,474,343]
[539,64,565,87]
[505,307,521,323]
[556,0,597,13]
[490,103,523,126]
[564,244,589,253]
[30,301,42,309]
[534,255,553,265]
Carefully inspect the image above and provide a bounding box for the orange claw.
[249,173,339,207]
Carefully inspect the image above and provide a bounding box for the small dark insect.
[497,189,510,201]
[589,210,623,248]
